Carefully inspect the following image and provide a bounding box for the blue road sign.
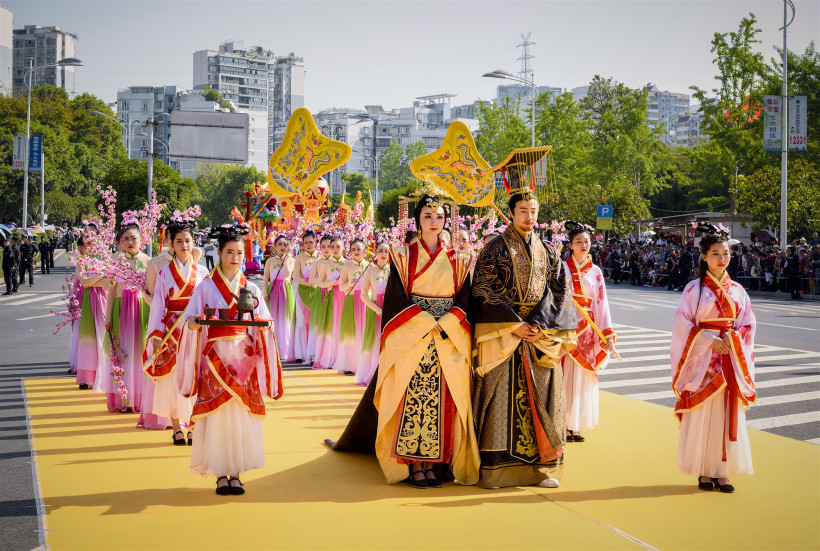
[597,205,613,218]
[29,135,42,172]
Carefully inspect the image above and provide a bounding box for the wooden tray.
[196,319,270,327]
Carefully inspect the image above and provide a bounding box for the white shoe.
[537,478,560,488]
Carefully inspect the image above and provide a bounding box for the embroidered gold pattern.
[411,295,453,319]
[509,351,539,463]
[395,339,443,460]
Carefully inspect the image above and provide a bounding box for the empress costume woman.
[176,226,283,495]
[375,196,479,488]
[334,239,369,375]
[671,230,756,493]
[561,223,616,441]
[355,242,390,387]
[263,235,296,363]
[144,221,208,445]
[97,224,151,414]
[74,233,108,390]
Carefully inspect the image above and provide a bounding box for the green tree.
[203,84,237,113]
[474,98,530,164]
[733,159,819,239]
[761,41,820,167]
[193,163,265,226]
[376,182,418,228]
[690,14,769,213]
[102,157,197,221]
[0,85,125,225]
[377,140,426,193]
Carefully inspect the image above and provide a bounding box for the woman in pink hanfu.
[561,223,616,442]
[144,220,208,445]
[175,225,283,496]
[355,241,390,386]
[307,236,332,366]
[74,232,109,390]
[263,235,296,362]
[314,236,347,370]
[97,224,150,414]
[671,230,756,494]
[292,231,319,364]
[334,239,370,375]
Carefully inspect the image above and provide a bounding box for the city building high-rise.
[116,85,177,164]
[674,111,705,148]
[0,6,12,94]
[572,82,690,144]
[313,94,480,197]
[193,40,304,173]
[645,83,690,145]
[12,24,77,94]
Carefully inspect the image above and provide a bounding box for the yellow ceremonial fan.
[266,108,352,198]
[409,121,495,207]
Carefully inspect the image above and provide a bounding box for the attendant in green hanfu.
[469,191,578,489]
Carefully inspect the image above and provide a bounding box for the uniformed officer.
[3,236,20,294]
[19,237,36,287]
[38,237,50,274]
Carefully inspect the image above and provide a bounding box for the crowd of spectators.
[578,230,820,299]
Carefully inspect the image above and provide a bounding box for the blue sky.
[5,0,819,111]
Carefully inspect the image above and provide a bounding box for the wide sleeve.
[591,266,615,337]
[729,285,756,398]
[145,270,169,345]
[670,281,715,395]
[175,284,206,398]
[436,258,472,363]
[248,282,282,399]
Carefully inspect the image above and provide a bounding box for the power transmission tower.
[516,33,535,83]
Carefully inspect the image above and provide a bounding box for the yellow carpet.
[24,371,819,551]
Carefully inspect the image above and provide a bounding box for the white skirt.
[677,390,754,477]
[189,399,265,477]
[563,356,599,432]
[151,375,194,424]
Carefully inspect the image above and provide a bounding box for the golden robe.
[374,239,480,485]
[470,226,577,488]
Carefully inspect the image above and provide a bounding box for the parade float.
[229,107,352,274]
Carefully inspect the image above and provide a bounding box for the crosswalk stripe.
[807,438,820,445]
[747,412,820,430]
[755,391,820,407]
[2,293,63,306]
[601,361,819,377]
[625,374,820,401]
[614,345,670,353]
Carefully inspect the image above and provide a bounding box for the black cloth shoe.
[229,478,245,495]
[409,471,427,489]
[712,478,735,493]
[424,470,443,488]
[172,431,186,446]
[698,477,714,491]
[215,476,230,495]
[572,433,585,442]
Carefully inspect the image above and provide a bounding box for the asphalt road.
[0,256,818,551]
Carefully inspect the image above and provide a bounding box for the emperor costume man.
[470,192,578,489]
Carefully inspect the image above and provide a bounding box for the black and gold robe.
[470,226,577,488]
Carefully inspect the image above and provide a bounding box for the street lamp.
[91,110,133,158]
[22,57,83,229]
[482,69,538,147]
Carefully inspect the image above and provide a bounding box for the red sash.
[566,256,609,373]
[144,260,199,378]
[673,273,756,461]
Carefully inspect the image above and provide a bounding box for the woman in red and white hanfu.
[561,224,616,442]
[176,226,283,495]
[671,231,756,493]
[144,221,208,445]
